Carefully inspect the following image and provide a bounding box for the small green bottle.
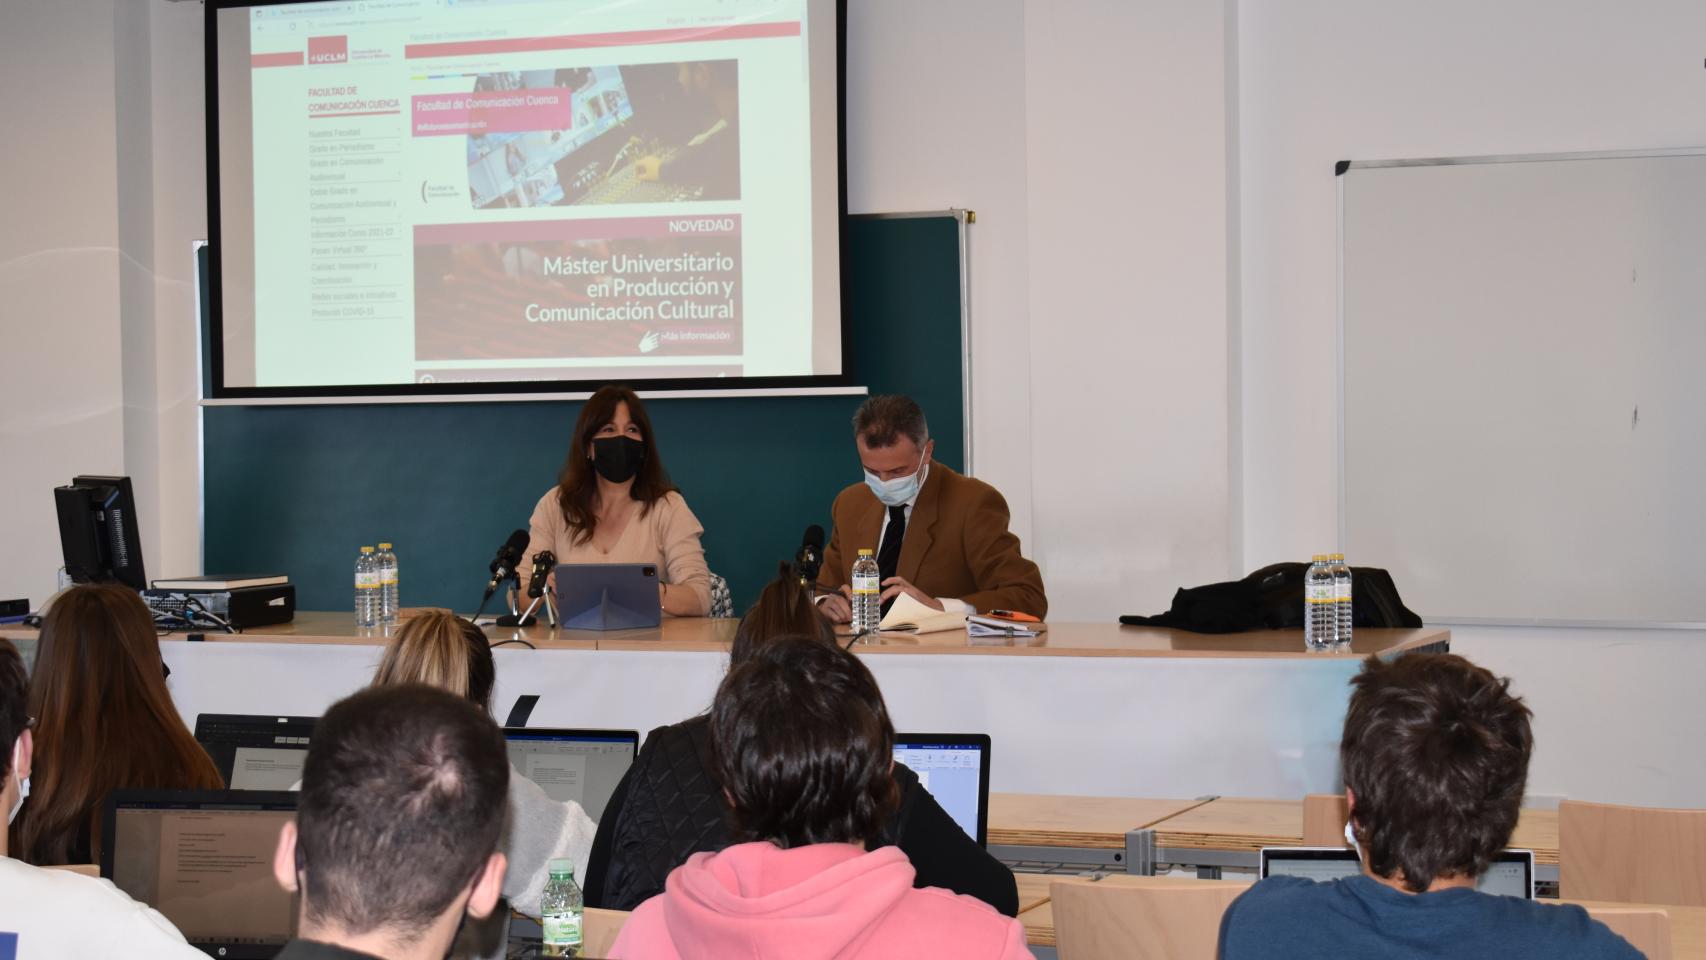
[540,859,584,957]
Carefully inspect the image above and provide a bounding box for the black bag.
[1119,562,1422,634]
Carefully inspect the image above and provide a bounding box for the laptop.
[103,790,299,959]
[195,714,317,791]
[1260,846,1536,899]
[554,563,662,630]
[504,727,639,821]
[892,733,992,846]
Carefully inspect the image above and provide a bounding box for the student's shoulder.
[893,885,1027,955]
[1218,877,1345,952]
[1486,898,1648,958]
[0,861,201,956]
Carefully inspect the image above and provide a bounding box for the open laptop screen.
[103,790,298,958]
[504,728,638,821]
[892,734,992,846]
[195,714,317,791]
[1260,846,1535,899]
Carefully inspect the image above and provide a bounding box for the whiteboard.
[1340,150,1706,626]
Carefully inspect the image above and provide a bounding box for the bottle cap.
[361,546,375,554]
[1333,553,1345,561]
[1311,554,1326,562]
[547,858,574,879]
[379,542,393,550]
[858,548,874,556]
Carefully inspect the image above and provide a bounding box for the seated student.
[584,568,1019,916]
[12,583,223,865]
[1219,654,1644,960]
[610,636,1029,959]
[271,684,510,960]
[0,639,206,958]
[370,611,595,916]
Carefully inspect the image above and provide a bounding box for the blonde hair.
[372,612,495,714]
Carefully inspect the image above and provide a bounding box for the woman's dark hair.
[14,584,224,864]
[1341,653,1534,892]
[373,612,496,716]
[555,384,678,545]
[730,563,836,668]
[709,635,897,849]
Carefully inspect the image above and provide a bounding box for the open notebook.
[878,591,969,634]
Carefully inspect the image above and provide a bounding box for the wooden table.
[990,793,1215,872]
[1149,796,1560,879]
[0,617,1449,800]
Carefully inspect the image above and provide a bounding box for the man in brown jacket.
[816,395,1048,621]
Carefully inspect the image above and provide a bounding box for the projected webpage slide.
[894,742,983,841]
[227,0,835,389]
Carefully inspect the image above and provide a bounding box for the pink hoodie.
[608,841,1030,960]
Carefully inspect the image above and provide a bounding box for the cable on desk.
[491,638,537,650]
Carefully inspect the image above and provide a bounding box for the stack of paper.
[878,592,969,635]
[966,614,1042,638]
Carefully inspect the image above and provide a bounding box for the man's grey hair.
[852,395,929,449]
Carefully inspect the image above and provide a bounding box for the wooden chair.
[583,907,631,959]
[1581,905,1672,960]
[42,863,99,878]
[1560,800,1706,906]
[1302,794,1350,846]
[1051,875,1249,960]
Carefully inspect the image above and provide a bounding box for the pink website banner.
[405,21,800,59]
[412,89,575,138]
[414,215,740,246]
[251,51,305,68]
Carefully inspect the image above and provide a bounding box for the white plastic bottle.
[376,542,399,624]
[354,546,379,627]
[540,859,584,957]
[1303,554,1334,652]
[850,548,881,635]
[1331,553,1353,651]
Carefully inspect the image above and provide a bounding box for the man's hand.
[880,577,943,611]
[817,585,853,623]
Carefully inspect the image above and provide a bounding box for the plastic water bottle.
[354,546,379,627]
[1331,553,1353,651]
[1304,554,1335,652]
[850,548,881,635]
[540,859,584,957]
[376,542,399,624]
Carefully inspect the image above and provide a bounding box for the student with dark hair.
[610,637,1028,959]
[370,612,595,916]
[0,638,205,958]
[13,583,223,865]
[1218,654,1643,960]
[519,384,712,616]
[583,568,1017,916]
[272,684,510,960]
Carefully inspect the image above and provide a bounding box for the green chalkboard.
[202,213,967,612]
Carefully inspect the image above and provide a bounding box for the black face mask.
[590,435,646,483]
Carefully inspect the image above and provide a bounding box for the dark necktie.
[876,505,907,615]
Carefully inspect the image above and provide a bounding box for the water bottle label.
[852,573,879,595]
[356,572,379,589]
[380,573,398,585]
[542,914,583,947]
[1306,585,1334,603]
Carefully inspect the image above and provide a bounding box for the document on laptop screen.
[154,810,296,943]
[231,746,309,790]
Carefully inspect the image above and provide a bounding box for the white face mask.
[864,452,928,508]
[1344,818,1363,863]
[7,738,27,827]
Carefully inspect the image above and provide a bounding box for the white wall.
[0,0,126,607]
[1238,0,1706,804]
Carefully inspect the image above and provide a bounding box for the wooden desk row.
[991,794,1561,881]
[37,611,1445,660]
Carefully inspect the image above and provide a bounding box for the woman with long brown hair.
[518,384,712,616]
[11,584,222,865]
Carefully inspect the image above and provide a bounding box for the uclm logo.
[307,36,348,64]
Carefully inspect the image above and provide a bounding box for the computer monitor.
[503,727,639,821]
[892,733,992,846]
[103,790,298,959]
[1259,846,1535,899]
[54,474,145,590]
[195,714,317,791]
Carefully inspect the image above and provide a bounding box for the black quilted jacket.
[582,715,1019,916]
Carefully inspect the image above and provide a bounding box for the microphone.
[486,529,531,595]
[793,524,825,586]
[526,550,557,599]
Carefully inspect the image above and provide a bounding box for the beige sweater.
[519,488,712,615]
